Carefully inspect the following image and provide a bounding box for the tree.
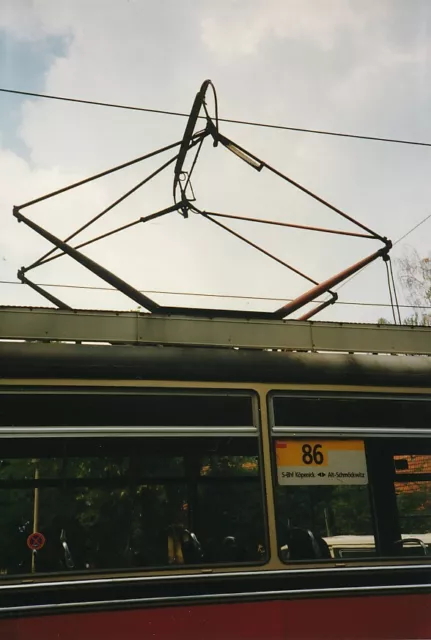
[397,249,431,326]
[378,249,431,326]
[0,446,266,576]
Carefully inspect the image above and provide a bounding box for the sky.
[1,0,431,323]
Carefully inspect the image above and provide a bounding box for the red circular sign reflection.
[27,532,46,551]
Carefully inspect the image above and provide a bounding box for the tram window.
[393,453,431,553]
[0,390,253,427]
[272,393,431,430]
[0,435,266,576]
[271,393,431,564]
[272,432,375,562]
[272,434,431,563]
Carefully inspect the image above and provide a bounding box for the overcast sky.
[1,0,431,322]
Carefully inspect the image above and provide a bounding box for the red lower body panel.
[1,594,430,640]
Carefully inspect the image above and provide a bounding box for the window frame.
[0,387,270,578]
[268,390,431,566]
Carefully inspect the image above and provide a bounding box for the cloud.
[200,0,387,58]
[0,0,71,41]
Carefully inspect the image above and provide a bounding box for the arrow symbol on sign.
[318,472,326,477]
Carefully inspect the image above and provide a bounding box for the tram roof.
[1,306,430,386]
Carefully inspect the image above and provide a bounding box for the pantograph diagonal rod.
[216,132,386,242]
[274,245,391,318]
[195,208,319,285]
[204,211,377,239]
[17,137,187,211]
[14,209,166,313]
[298,295,338,321]
[17,272,72,310]
[24,150,185,272]
[28,203,182,270]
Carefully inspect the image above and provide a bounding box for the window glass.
[394,454,431,475]
[271,394,431,564]
[394,453,431,547]
[273,443,431,560]
[272,393,431,430]
[274,440,374,561]
[395,481,431,536]
[0,435,266,577]
[0,391,253,427]
[200,455,259,477]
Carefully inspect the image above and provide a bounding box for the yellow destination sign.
[276,439,367,486]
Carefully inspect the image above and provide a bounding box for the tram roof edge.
[1,306,431,356]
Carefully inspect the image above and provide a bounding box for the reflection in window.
[394,455,431,475]
[0,437,266,576]
[395,481,431,535]
[200,455,258,477]
[393,452,431,556]
[272,394,431,430]
[275,484,374,561]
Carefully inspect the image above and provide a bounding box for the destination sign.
[276,439,368,486]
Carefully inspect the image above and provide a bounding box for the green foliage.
[275,484,373,539]
[0,450,265,576]
[396,482,431,535]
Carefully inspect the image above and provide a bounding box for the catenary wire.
[1,280,431,310]
[393,212,431,246]
[2,87,431,148]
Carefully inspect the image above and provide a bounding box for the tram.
[0,306,430,639]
